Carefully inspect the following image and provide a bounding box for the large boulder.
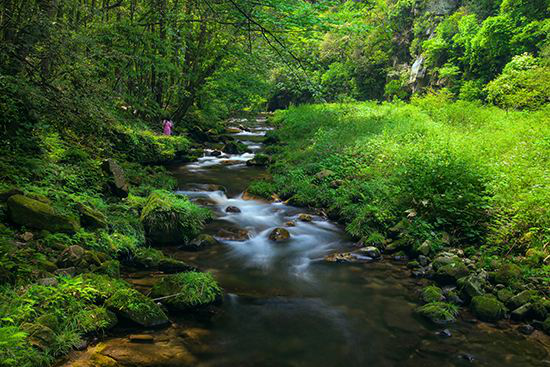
[7,195,80,233]
[511,303,533,321]
[140,191,210,245]
[105,288,169,328]
[21,323,56,351]
[492,263,522,286]
[102,159,129,198]
[471,295,506,322]
[435,261,469,285]
[0,187,23,202]
[507,290,537,310]
[151,272,222,310]
[78,203,108,230]
[457,273,486,300]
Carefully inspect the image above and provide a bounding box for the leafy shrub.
[267,100,550,259]
[0,275,130,366]
[485,53,550,109]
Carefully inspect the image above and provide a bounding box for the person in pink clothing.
[163,119,173,136]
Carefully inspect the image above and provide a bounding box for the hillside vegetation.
[0,0,549,365]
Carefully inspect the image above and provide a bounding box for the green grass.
[151,272,222,309]
[0,275,128,367]
[141,190,212,244]
[256,96,549,283]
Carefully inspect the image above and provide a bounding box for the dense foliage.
[0,0,548,365]
[251,96,549,285]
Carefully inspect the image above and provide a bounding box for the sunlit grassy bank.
[251,96,549,284]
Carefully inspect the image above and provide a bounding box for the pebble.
[459,353,475,362]
[518,324,535,335]
[438,329,452,338]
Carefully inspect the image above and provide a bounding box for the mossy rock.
[471,295,506,322]
[421,286,444,303]
[35,314,59,332]
[246,154,270,167]
[507,290,538,310]
[77,307,118,333]
[435,261,469,285]
[98,260,121,278]
[58,245,86,268]
[21,322,56,351]
[140,191,211,245]
[416,240,431,256]
[511,303,533,321]
[531,299,549,321]
[223,141,249,154]
[151,272,222,310]
[130,247,195,273]
[314,169,335,180]
[185,234,219,251]
[416,302,458,324]
[457,273,486,300]
[432,254,461,270]
[7,195,80,233]
[0,187,23,202]
[543,317,550,335]
[37,258,58,272]
[497,288,514,304]
[492,263,522,286]
[78,203,108,230]
[105,288,169,327]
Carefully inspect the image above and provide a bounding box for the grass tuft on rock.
[140,190,212,245]
[416,301,459,324]
[151,271,222,310]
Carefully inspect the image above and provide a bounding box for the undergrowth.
[252,96,549,284]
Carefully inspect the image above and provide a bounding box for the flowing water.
[65,117,550,367]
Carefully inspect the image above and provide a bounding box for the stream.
[64,117,550,367]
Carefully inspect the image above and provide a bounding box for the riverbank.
[248,97,550,332]
[0,111,235,366]
[58,117,550,366]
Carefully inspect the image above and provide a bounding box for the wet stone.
[268,228,290,242]
[358,246,381,259]
[438,329,452,338]
[297,213,313,222]
[217,228,250,241]
[225,206,241,213]
[459,353,475,362]
[518,324,535,335]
